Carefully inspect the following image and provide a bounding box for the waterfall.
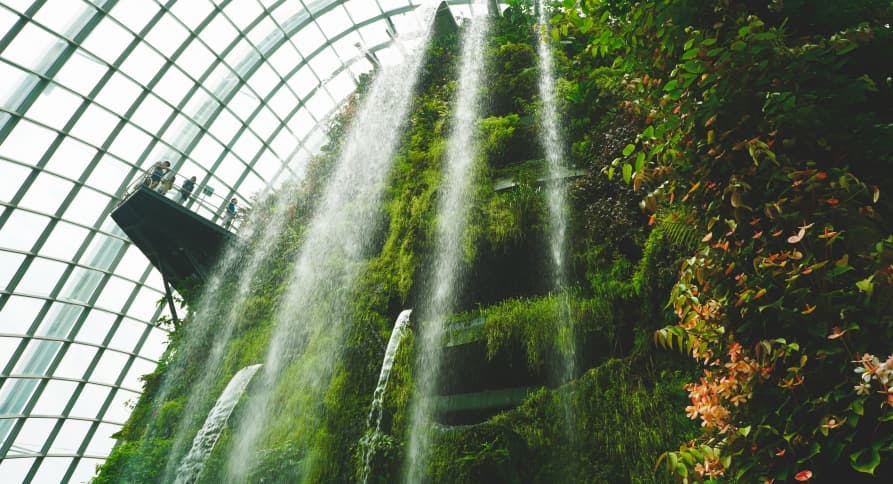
[359,309,413,484]
[224,3,441,480]
[535,0,575,383]
[403,5,492,482]
[173,364,262,484]
[156,187,301,482]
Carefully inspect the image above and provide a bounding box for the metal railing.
[120,168,251,233]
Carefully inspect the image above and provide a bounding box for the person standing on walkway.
[223,197,238,229]
[179,176,197,203]
[147,160,170,189]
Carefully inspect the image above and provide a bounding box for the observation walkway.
[111,175,243,309]
[493,159,588,192]
[435,316,544,425]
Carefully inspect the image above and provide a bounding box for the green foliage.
[558,0,893,480]
[425,359,698,483]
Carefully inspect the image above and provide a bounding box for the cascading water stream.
[535,0,576,384]
[224,3,441,480]
[359,309,413,484]
[173,364,262,484]
[403,5,492,482]
[157,187,302,482]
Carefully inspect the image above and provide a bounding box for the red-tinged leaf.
[648,214,656,226]
[702,232,713,242]
[790,250,803,260]
[725,262,736,275]
[754,288,767,299]
[705,114,717,127]
[772,229,784,237]
[795,470,813,481]
[753,230,763,239]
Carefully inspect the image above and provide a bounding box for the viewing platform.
[111,180,239,297]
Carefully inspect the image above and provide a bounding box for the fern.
[655,206,699,251]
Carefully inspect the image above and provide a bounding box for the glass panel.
[0,62,39,113]
[0,119,57,165]
[118,41,166,86]
[223,0,263,31]
[68,384,109,420]
[247,63,279,100]
[178,39,216,81]
[114,245,148,282]
[0,336,22,369]
[251,107,280,139]
[13,417,57,453]
[93,277,135,313]
[35,301,84,339]
[3,22,66,75]
[0,210,49,252]
[109,0,160,34]
[246,17,281,49]
[268,43,302,77]
[0,160,31,202]
[71,458,104,483]
[294,22,326,58]
[45,136,97,181]
[203,14,239,55]
[60,267,103,305]
[48,419,91,453]
[80,16,134,65]
[104,389,138,423]
[169,0,214,31]
[18,172,74,215]
[152,66,194,106]
[56,50,108,97]
[0,295,44,335]
[68,104,120,149]
[32,379,78,416]
[143,13,190,60]
[39,221,89,261]
[53,344,98,379]
[15,264,68,304]
[107,318,142,353]
[73,310,116,346]
[25,83,83,131]
[94,71,143,115]
[84,156,132,197]
[208,108,241,144]
[270,126,298,159]
[107,123,152,163]
[0,459,34,483]
[34,0,93,38]
[90,350,128,385]
[129,93,172,135]
[316,7,354,40]
[85,423,119,455]
[125,286,161,324]
[63,188,110,226]
[231,132,262,165]
[32,457,72,483]
[0,250,25,290]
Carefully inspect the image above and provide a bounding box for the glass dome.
[0,0,483,481]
